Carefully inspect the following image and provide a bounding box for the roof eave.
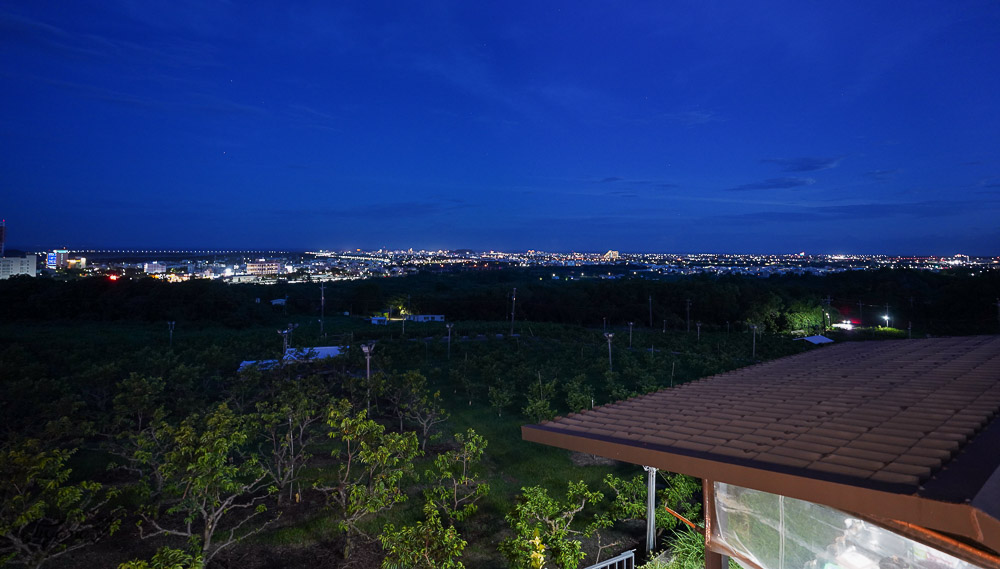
[522,423,1000,556]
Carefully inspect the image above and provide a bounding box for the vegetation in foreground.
[1,268,995,568]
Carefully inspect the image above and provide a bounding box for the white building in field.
[0,255,37,279]
[406,314,445,322]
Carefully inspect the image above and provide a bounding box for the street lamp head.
[604,332,614,339]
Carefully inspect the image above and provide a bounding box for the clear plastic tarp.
[712,482,981,569]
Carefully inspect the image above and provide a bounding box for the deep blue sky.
[2,1,999,254]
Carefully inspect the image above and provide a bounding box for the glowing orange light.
[109,275,119,281]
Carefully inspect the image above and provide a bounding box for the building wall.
[0,255,37,280]
[247,261,281,275]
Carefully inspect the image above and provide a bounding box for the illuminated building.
[144,262,166,274]
[247,261,281,275]
[46,249,70,269]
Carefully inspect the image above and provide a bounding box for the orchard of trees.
[1,266,996,568]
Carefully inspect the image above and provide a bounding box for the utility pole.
[604,332,614,372]
[603,317,606,333]
[277,323,297,362]
[648,295,653,328]
[319,283,326,337]
[446,323,453,359]
[510,287,516,336]
[628,322,634,348]
[696,321,701,341]
[662,319,666,333]
[751,324,758,359]
[685,299,692,333]
[167,321,176,348]
[857,301,864,328]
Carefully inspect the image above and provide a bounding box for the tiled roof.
[522,336,1000,553]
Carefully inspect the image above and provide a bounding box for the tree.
[406,389,450,452]
[379,502,467,569]
[564,374,593,413]
[424,429,490,524]
[256,376,330,504]
[137,403,277,565]
[107,373,171,496]
[386,370,428,432]
[500,481,611,569]
[522,375,557,423]
[605,471,701,538]
[315,400,420,558]
[0,440,121,569]
[487,382,514,417]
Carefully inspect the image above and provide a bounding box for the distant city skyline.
[2,2,999,255]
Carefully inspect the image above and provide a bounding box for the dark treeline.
[3,267,997,335]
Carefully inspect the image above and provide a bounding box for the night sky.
[2,2,999,254]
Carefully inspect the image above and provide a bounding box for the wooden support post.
[703,478,730,569]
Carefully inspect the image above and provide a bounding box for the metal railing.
[581,549,635,569]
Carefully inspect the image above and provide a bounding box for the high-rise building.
[0,255,37,280]
[46,249,70,269]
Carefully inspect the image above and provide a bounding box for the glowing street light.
[883,314,890,328]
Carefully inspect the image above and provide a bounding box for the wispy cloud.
[708,198,997,225]
[761,157,841,172]
[659,110,723,125]
[599,176,623,183]
[728,177,816,191]
[866,169,899,181]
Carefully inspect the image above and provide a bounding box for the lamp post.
[167,321,175,348]
[446,323,453,359]
[604,332,614,372]
[361,343,374,413]
[628,322,634,348]
[696,321,702,341]
[751,324,758,359]
[883,314,890,329]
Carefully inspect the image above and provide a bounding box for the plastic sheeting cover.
[713,483,980,569]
